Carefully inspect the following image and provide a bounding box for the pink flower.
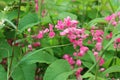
[63,54,70,59]
[112,21,117,26]
[99,57,105,66]
[37,31,44,39]
[94,51,98,56]
[49,24,54,31]
[116,38,120,43]
[106,32,112,39]
[43,28,49,33]
[49,31,55,38]
[75,68,83,78]
[78,46,89,57]
[32,42,40,47]
[100,68,105,72]
[76,60,82,66]
[95,42,102,51]
[28,44,33,51]
[64,16,71,27]
[55,20,65,30]
[105,15,113,21]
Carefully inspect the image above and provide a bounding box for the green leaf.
[58,12,77,20]
[88,18,107,27]
[87,50,96,63]
[0,39,12,59]
[0,65,7,80]
[20,50,57,65]
[103,65,120,75]
[12,64,36,80]
[43,59,74,80]
[18,13,39,33]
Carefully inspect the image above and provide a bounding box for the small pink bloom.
[73,52,77,56]
[32,42,40,47]
[75,68,83,78]
[64,16,71,27]
[49,24,54,31]
[99,57,105,66]
[55,20,64,30]
[116,38,120,43]
[49,31,55,38]
[112,21,117,26]
[63,54,70,59]
[106,32,112,39]
[28,44,32,51]
[78,46,89,57]
[95,42,102,51]
[37,31,44,39]
[94,51,98,56]
[76,60,82,66]
[100,68,105,72]
[43,28,49,33]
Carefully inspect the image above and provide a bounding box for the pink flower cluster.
[56,17,89,57]
[105,12,120,26]
[28,24,55,51]
[63,54,82,78]
[90,27,105,66]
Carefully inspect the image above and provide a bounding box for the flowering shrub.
[0,0,120,80]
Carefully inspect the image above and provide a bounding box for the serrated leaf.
[18,13,39,33]
[43,59,73,80]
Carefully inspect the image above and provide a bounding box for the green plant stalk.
[8,0,21,79]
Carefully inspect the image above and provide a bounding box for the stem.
[8,0,21,79]
[16,0,21,28]
[95,64,99,80]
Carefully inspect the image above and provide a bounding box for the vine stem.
[7,0,21,79]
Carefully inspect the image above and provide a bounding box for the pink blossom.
[100,68,105,72]
[28,44,33,51]
[76,60,82,66]
[106,32,112,39]
[32,42,40,47]
[105,15,113,21]
[112,21,117,26]
[37,31,44,39]
[94,51,98,56]
[95,42,102,51]
[78,46,89,57]
[55,20,65,30]
[43,28,49,33]
[49,31,55,38]
[116,38,120,43]
[99,57,105,66]
[75,68,83,78]
[49,24,54,31]
[63,54,70,59]
[64,16,71,27]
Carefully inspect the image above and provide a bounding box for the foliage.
[0,0,120,80]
